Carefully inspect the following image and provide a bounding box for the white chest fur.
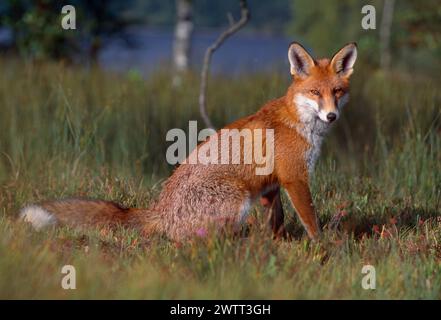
[301,120,328,174]
[293,94,330,175]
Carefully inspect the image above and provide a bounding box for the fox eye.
[310,89,320,96]
[333,87,343,94]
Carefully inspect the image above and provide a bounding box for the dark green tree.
[1,0,75,60]
[0,0,139,62]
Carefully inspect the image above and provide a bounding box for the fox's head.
[287,42,357,124]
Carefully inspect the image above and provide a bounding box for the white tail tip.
[20,205,56,230]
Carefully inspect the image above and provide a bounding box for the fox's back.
[154,97,307,215]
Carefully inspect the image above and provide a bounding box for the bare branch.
[227,12,235,27]
[199,0,250,129]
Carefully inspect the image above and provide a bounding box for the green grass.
[0,58,440,299]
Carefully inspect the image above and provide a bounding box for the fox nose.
[327,113,337,122]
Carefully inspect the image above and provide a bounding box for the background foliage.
[1,0,441,73]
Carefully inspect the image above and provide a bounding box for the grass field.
[0,58,440,299]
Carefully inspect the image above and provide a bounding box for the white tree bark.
[173,0,193,73]
[380,0,395,70]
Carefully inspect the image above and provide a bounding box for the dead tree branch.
[199,0,250,129]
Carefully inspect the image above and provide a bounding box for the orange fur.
[20,42,358,241]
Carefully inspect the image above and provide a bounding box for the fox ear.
[288,42,315,78]
[330,43,357,78]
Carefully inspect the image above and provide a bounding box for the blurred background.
[1,0,440,75]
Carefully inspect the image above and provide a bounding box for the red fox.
[20,42,357,241]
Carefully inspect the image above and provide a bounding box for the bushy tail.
[19,199,159,235]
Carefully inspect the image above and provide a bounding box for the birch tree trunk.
[173,0,193,74]
[380,0,395,70]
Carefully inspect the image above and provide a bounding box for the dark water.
[99,28,291,75]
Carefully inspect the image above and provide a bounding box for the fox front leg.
[282,180,320,240]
